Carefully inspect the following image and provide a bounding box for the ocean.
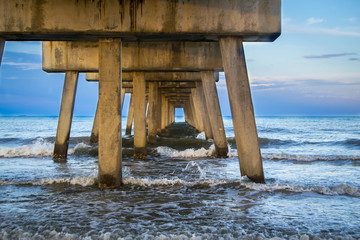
[0,116,359,239]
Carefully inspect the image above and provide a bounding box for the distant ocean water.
[0,116,359,239]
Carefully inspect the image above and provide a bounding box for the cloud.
[307,17,324,25]
[2,61,42,70]
[283,22,360,37]
[349,57,360,61]
[347,17,357,23]
[303,52,357,59]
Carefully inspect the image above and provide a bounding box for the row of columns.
[0,37,265,187]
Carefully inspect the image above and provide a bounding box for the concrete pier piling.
[220,37,265,183]
[148,82,159,144]
[195,81,213,140]
[133,72,147,159]
[125,94,134,136]
[53,71,79,160]
[201,71,228,158]
[90,102,99,144]
[98,38,122,189]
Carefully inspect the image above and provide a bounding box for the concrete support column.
[121,88,126,109]
[125,94,134,135]
[190,90,204,132]
[184,100,195,128]
[195,81,213,140]
[201,71,228,158]
[90,88,125,144]
[53,71,79,160]
[98,38,122,189]
[161,94,167,131]
[191,89,204,132]
[220,37,265,183]
[148,82,159,144]
[90,101,99,144]
[0,38,4,67]
[133,72,147,159]
[156,88,162,134]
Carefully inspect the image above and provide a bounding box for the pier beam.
[220,37,265,183]
[201,71,228,158]
[196,81,213,140]
[0,38,4,67]
[98,38,122,189]
[53,71,79,160]
[133,72,147,159]
[148,82,159,144]
[125,94,134,135]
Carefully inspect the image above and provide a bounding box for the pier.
[0,0,281,188]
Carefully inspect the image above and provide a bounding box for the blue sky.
[0,0,359,117]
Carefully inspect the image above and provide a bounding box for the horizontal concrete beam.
[0,0,281,41]
[122,81,196,89]
[42,41,223,72]
[86,72,220,82]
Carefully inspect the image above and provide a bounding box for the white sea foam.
[156,145,215,158]
[0,138,53,157]
[0,228,354,240]
[0,138,87,158]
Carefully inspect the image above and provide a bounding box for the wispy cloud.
[284,21,360,37]
[307,17,324,25]
[346,17,357,23]
[2,61,42,70]
[349,57,360,61]
[303,52,357,59]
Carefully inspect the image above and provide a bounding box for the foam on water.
[0,228,355,240]
[0,139,94,158]
[156,145,215,158]
[0,138,54,157]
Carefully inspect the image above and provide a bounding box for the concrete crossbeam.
[0,0,281,42]
[86,72,219,82]
[42,41,223,72]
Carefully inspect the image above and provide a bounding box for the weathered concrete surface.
[53,71,78,160]
[90,102,99,144]
[90,88,125,144]
[201,71,228,158]
[43,41,223,72]
[220,37,265,183]
[0,0,281,41]
[98,38,122,189]
[195,81,213,139]
[121,81,196,89]
[148,82,159,144]
[133,72,147,159]
[0,38,4,67]
[125,94,134,135]
[191,89,204,132]
[86,72,219,82]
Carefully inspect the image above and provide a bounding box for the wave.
[0,138,99,158]
[156,145,215,158]
[262,153,360,162]
[227,137,296,148]
[1,175,358,197]
[0,138,55,157]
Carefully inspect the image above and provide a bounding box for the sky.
[0,0,359,117]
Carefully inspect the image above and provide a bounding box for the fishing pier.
[0,0,281,188]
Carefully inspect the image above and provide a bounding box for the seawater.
[0,116,359,240]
